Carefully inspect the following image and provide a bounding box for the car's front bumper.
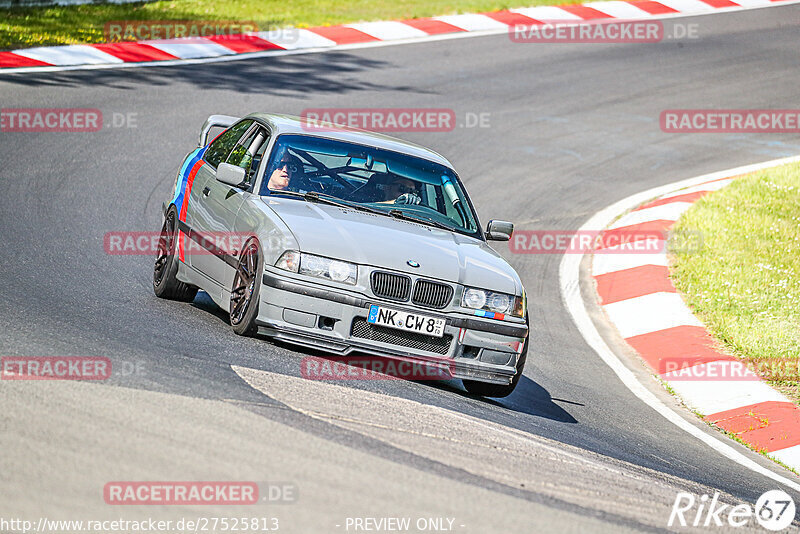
[255,271,528,385]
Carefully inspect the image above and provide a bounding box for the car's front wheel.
[462,317,529,398]
[153,206,198,302]
[230,239,263,336]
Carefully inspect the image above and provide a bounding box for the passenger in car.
[380,176,422,205]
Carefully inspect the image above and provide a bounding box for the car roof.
[245,113,454,168]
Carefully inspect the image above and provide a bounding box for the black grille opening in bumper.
[371,271,411,301]
[412,280,454,309]
[350,318,452,355]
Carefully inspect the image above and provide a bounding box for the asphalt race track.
[2,6,800,533]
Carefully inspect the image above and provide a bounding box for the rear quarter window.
[203,120,253,168]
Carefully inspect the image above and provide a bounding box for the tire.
[462,316,529,398]
[153,206,198,302]
[230,239,263,336]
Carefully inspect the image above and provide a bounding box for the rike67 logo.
[669,490,795,530]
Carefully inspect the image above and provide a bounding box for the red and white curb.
[560,156,800,491]
[1,0,799,73]
[591,159,800,472]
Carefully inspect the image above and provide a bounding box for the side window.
[204,120,253,168]
[227,126,270,189]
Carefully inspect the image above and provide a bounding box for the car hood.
[260,197,521,295]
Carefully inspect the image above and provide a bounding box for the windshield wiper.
[270,190,384,216]
[267,190,306,199]
[388,209,454,232]
[303,191,387,215]
[268,191,451,230]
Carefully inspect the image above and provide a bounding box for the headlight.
[461,287,525,319]
[488,293,510,312]
[275,250,300,273]
[275,251,357,285]
[462,288,487,309]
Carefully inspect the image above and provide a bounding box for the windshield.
[259,134,480,237]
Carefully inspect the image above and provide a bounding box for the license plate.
[367,305,446,338]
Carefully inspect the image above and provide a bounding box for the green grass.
[0,0,583,51]
[669,163,800,401]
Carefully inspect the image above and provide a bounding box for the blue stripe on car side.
[171,146,207,210]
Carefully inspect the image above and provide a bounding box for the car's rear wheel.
[462,316,529,398]
[153,206,198,302]
[230,239,263,336]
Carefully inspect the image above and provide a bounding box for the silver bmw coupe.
[154,113,528,397]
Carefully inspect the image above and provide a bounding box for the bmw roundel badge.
[407,260,420,268]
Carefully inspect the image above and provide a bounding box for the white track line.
[510,6,585,21]
[145,39,238,59]
[432,14,510,31]
[603,293,702,337]
[592,240,668,276]
[772,446,800,467]
[583,1,655,18]
[260,29,337,50]
[665,364,788,415]
[346,21,430,40]
[656,0,718,12]
[12,45,123,66]
[657,178,735,200]
[559,154,800,491]
[608,201,693,229]
[730,0,776,6]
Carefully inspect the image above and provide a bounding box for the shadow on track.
[187,290,578,424]
[0,52,428,97]
[422,375,578,424]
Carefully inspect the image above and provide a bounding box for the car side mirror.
[216,163,246,187]
[486,220,513,241]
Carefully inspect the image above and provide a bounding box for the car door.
[191,121,271,290]
[188,119,253,285]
